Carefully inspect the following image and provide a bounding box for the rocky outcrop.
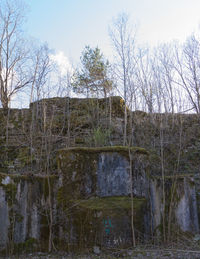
[0,147,199,254]
[150,177,199,236]
[1,96,200,254]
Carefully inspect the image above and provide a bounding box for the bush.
[92,127,111,147]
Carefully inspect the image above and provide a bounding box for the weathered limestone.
[0,147,199,254]
[0,188,9,248]
[175,177,199,233]
[149,176,199,236]
[97,152,130,196]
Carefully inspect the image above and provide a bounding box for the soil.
[2,248,200,259]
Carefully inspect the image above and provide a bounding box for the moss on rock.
[73,196,146,210]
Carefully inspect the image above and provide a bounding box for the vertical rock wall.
[0,147,199,254]
[0,174,58,253]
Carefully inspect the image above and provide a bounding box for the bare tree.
[155,44,177,113]
[135,47,157,113]
[0,1,30,109]
[30,44,52,104]
[173,34,200,113]
[109,13,137,145]
[0,0,51,110]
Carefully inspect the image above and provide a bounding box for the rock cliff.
[0,97,200,254]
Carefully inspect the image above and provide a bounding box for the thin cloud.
[50,51,73,76]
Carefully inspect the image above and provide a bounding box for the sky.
[26,0,200,68]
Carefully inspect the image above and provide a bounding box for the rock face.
[0,147,199,254]
[0,174,58,253]
[2,96,200,178]
[97,152,130,196]
[175,177,199,233]
[57,147,148,248]
[1,95,200,254]
[0,187,9,247]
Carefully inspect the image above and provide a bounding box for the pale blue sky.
[26,0,200,65]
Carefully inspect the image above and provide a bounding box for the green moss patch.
[12,238,38,254]
[73,196,146,210]
[59,146,149,156]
